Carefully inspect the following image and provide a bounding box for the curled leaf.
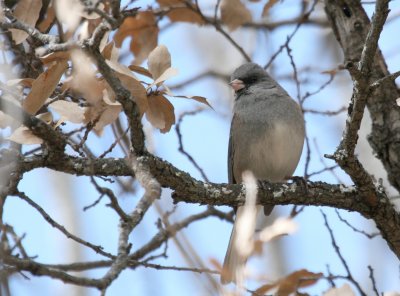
[150,67,179,88]
[39,51,71,65]
[174,95,213,109]
[128,65,153,78]
[255,269,323,296]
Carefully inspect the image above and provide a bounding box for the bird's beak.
[229,79,245,92]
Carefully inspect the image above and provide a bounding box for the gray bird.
[221,63,305,284]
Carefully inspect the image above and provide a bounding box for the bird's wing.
[228,114,237,184]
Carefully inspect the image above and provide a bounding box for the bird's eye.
[245,77,257,84]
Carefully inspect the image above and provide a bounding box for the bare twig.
[14,191,114,259]
[321,210,367,296]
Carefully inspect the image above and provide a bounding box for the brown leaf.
[147,45,171,80]
[115,74,148,114]
[36,112,53,124]
[10,0,43,44]
[254,282,278,295]
[70,50,103,105]
[102,41,115,60]
[49,100,85,124]
[22,60,68,115]
[278,269,323,295]
[37,3,56,32]
[106,59,138,81]
[128,65,153,78]
[262,0,279,17]
[6,78,35,88]
[7,126,43,145]
[152,67,179,86]
[157,0,204,25]
[145,94,175,133]
[321,68,339,76]
[174,95,213,109]
[255,269,322,296]
[84,103,122,135]
[114,11,159,65]
[220,0,252,31]
[40,51,71,65]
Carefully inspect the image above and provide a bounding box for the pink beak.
[229,79,245,92]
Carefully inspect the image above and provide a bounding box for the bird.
[221,63,305,284]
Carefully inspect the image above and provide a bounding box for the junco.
[221,63,305,284]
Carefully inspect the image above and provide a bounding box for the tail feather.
[221,221,246,284]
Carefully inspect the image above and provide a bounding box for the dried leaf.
[37,3,56,32]
[114,11,159,65]
[262,0,279,17]
[147,45,171,80]
[323,284,355,296]
[220,0,252,31]
[145,94,175,133]
[55,0,84,31]
[116,74,148,114]
[254,282,278,295]
[49,100,85,124]
[8,126,43,145]
[70,50,103,105]
[40,51,71,64]
[102,41,114,60]
[256,269,322,296]
[259,217,298,242]
[36,112,53,123]
[10,0,43,44]
[99,32,111,53]
[84,104,121,135]
[174,95,213,109]
[23,60,68,115]
[128,65,153,78]
[152,67,179,86]
[6,78,35,88]
[157,0,204,25]
[321,69,338,76]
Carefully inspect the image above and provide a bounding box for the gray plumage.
[221,63,305,284]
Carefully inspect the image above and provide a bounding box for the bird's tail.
[221,219,246,284]
[221,205,263,284]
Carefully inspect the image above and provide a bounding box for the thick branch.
[324,1,400,194]
[7,152,400,253]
